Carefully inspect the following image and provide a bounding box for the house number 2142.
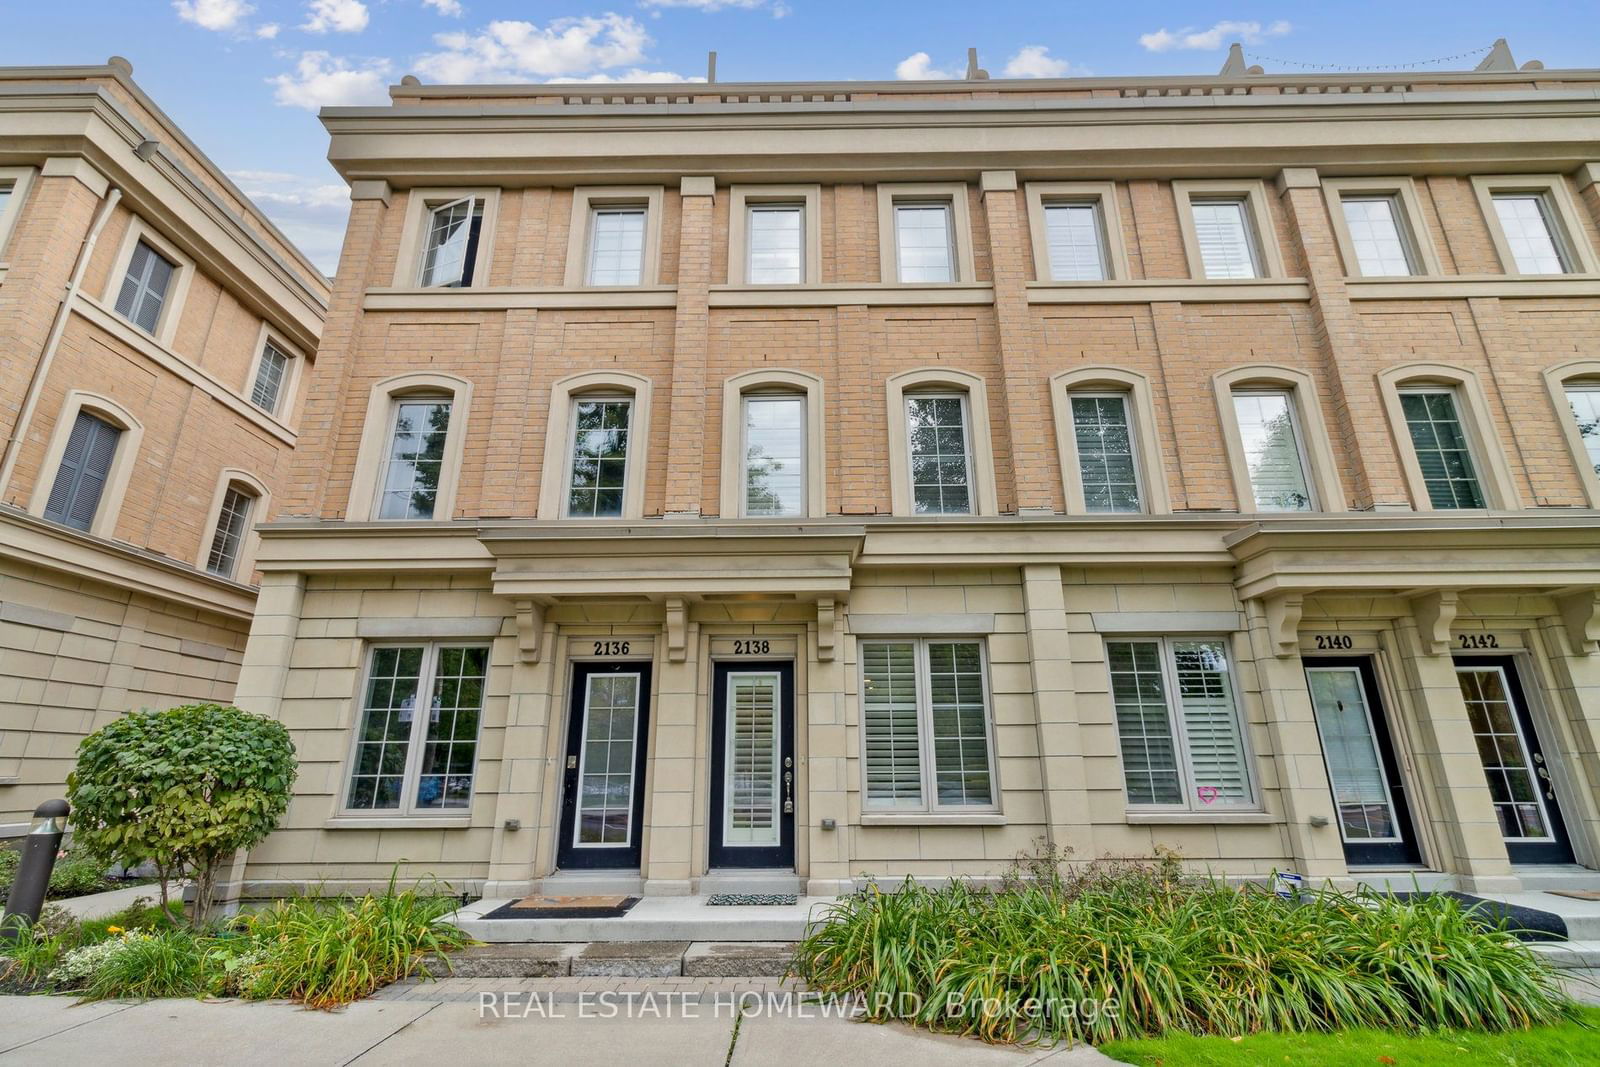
[1458,634,1499,649]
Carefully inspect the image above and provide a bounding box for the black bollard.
[1,799,69,941]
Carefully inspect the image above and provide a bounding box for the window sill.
[1344,274,1600,300]
[323,816,473,830]
[1124,811,1277,825]
[363,286,678,311]
[1026,278,1311,304]
[710,282,995,308]
[859,813,1006,827]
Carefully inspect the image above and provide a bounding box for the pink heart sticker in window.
[1197,785,1219,804]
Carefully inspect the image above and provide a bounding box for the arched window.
[1544,359,1600,507]
[1212,364,1344,513]
[537,370,654,520]
[1050,367,1169,515]
[28,391,143,538]
[719,369,824,518]
[200,471,270,581]
[1377,363,1518,511]
[885,368,998,517]
[346,372,473,522]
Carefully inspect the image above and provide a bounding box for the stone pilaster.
[642,620,700,893]
[1023,564,1090,858]
[485,615,559,897]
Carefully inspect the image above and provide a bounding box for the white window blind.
[1399,390,1485,509]
[417,198,482,287]
[861,639,994,811]
[894,202,955,282]
[1071,394,1141,512]
[1044,202,1108,281]
[43,411,121,532]
[250,341,290,414]
[377,398,452,520]
[1492,194,1570,274]
[1190,199,1261,279]
[1567,387,1600,478]
[862,641,922,808]
[587,207,647,285]
[725,672,780,845]
[1232,390,1313,511]
[205,486,254,578]
[1341,197,1416,276]
[114,240,176,333]
[747,204,803,284]
[742,394,805,516]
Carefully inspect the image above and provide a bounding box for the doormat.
[1387,891,1566,942]
[706,893,798,906]
[1548,889,1600,901]
[480,895,641,920]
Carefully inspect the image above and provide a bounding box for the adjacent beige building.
[0,59,330,832]
[230,43,1600,902]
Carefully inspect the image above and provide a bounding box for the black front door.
[1304,657,1422,867]
[557,660,652,870]
[709,661,795,869]
[1454,656,1574,865]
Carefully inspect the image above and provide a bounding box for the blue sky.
[5,1,1595,273]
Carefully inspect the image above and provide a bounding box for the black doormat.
[706,893,798,906]
[480,895,641,920]
[1387,891,1567,942]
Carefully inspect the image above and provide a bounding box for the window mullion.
[916,639,935,812]
[400,643,436,815]
[1161,638,1201,811]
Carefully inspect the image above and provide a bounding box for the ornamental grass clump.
[792,850,1577,1047]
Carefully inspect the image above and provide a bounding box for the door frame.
[1303,655,1424,868]
[1453,654,1575,865]
[556,659,654,871]
[708,660,796,870]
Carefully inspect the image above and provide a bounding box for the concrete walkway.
[43,882,180,921]
[0,992,1127,1065]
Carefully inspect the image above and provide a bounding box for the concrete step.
[449,894,834,943]
[1530,941,1600,970]
[425,941,795,978]
[1514,866,1600,892]
[698,869,804,897]
[531,871,645,896]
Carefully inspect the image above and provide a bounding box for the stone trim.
[725,184,822,286]
[563,185,666,287]
[1376,362,1521,511]
[0,164,37,258]
[1321,176,1443,277]
[717,368,825,518]
[1470,173,1600,275]
[1049,366,1171,516]
[884,366,1000,518]
[535,370,654,521]
[26,389,144,541]
[1543,358,1600,508]
[195,468,271,580]
[1023,181,1131,282]
[391,186,502,288]
[1211,363,1347,513]
[101,211,194,349]
[1172,178,1286,280]
[345,371,475,523]
[875,182,975,284]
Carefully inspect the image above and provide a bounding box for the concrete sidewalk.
[0,992,1126,1065]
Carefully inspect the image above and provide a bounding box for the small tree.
[67,703,296,925]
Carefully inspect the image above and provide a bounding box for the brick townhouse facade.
[0,59,330,832]
[228,44,1600,902]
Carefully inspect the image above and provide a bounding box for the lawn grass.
[1102,1006,1600,1067]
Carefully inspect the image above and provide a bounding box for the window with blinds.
[1231,390,1314,511]
[861,638,995,811]
[587,207,648,285]
[1398,390,1486,509]
[1070,394,1142,512]
[1567,387,1600,479]
[1106,637,1254,811]
[417,198,483,287]
[1492,194,1571,274]
[742,394,805,516]
[1190,198,1261,279]
[747,204,804,284]
[205,485,254,578]
[1341,196,1417,276]
[894,201,956,282]
[1043,201,1109,281]
[114,240,177,334]
[250,341,291,414]
[724,672,780,845]
[376,398,452,520]
[43,411,121,532]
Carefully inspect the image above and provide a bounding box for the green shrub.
[79,928,207,1000]
[67,703,296,925]
[0,844,115,901]
[792,858,1576,1046]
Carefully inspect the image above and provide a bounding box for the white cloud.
[414,15,655,82]
[1003,45,1073,78]
[301,0,370,34]
[228,169,350,275]
[255,22,280,38]
[895,52,958,80]
[173,0,255,32]
[638,0,770,10]
[269,51,392,109]
[422,0,463,15]
[1139,19,1290,53]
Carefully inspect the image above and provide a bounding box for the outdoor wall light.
[1308,815,1331,828]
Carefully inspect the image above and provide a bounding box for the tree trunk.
[191,855,217,928]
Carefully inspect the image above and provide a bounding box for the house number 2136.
[593,640,631,656]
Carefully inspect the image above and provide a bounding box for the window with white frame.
[345,644,488,812]
[1231,390,1314,511]
[204,484,255,578]
[114,240,177,333]
[1189,198,1262,279]
[43,411,121,532]
[250,340,291,415]
[376,396,452,520]
[1398,389,1486,509]
[861,639,995,810]
[1491,193,1572,274]
[566,396,633,517]
[1340,196,1418,276]
[1567,385,1600,478]
[893,201,956,283]
[1043,201,1110,281]
[746,203,804,284]
[1107,637,1254,810]
[1070,393,1142,512]
[905,393,973,515]
[742,393,805,516]
[417,197,484,287]
[586,206,648,285]
[0,182,11,219]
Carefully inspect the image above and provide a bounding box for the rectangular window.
[1070,394,1141,513]
[586,207,647,285]
[0,183,11,217]
[894,201,956,283]
[906,394,972,515]
[376,398,452,520]
[1190,198,1261,279]
[746,204,804,285]
[417,198,483,287]
[1341,196,1417,276]
[1399,390,1486,509]
[1043,201,1109,281]
[250,341,291,414]
[114,240,177,333]
[742,394,805,516]
[346,644,488,812]
[1567,387,1600,478]
[566,397,632,518]
[205,486,254,578]
[1232,390,1314,511]
[43,411,121,532]
[861,639,994,811]
[1492,194,1571,274]
[1107,637,1253,810]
